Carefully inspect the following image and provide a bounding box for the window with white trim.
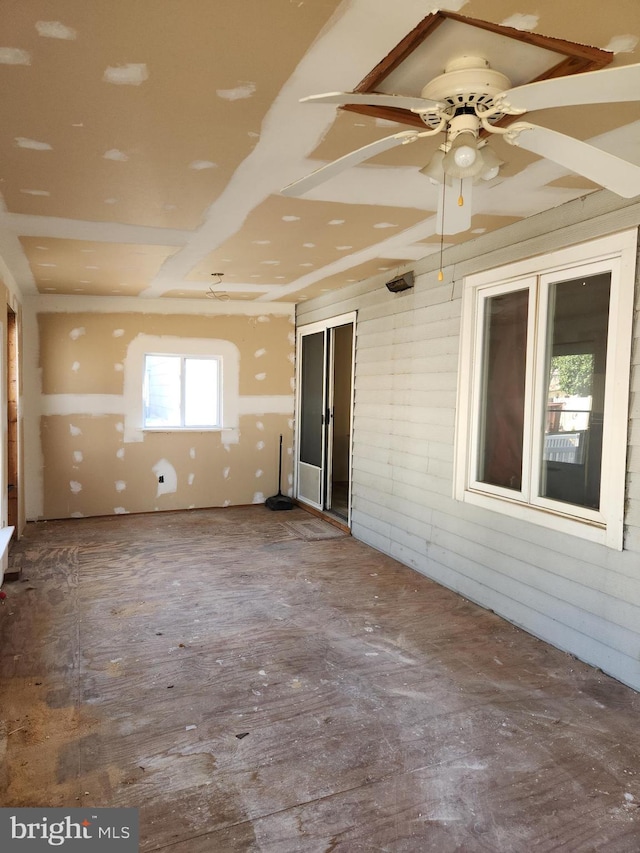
[455,231,636,550]
[143,354,221,429]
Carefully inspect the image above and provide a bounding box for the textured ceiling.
[0,0,638,303]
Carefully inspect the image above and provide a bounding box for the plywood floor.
[1,506,639,851]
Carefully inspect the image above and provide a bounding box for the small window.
[143,354,221,429]
[456,231,636,549]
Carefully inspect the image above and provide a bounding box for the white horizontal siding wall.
[297,190,640,691]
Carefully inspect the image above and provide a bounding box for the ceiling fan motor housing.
[419,55,511,127]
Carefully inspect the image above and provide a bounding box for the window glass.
[185,358,219,426]
[144,355,181,427]
[539,273,610,509]
[478,288,528,491]
[143,354,220,429]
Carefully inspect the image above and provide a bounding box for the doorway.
[296,313,355,524]
[7,307,18,535]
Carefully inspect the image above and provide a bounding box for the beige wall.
[33,302,294,520]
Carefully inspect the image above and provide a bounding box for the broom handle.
[278,434,283,495]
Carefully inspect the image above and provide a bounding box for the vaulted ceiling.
[1,0,638,304]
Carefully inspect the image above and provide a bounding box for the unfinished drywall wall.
[297,191,640,692]
[33,300,294,519]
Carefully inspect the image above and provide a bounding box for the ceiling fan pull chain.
[458,178,465,207]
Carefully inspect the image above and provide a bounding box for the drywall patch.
[188,473,195,486]
[114,363,124,372]
[189,160,217,170]
[216,81,256,101]
[256,441,265,451]
[70,481,82,494]
[223,467,231,479]
[73,451,83,463]
[255,373,266,381]
[605,35,639,53]
[116,448,125,460]
[15,137,52,150]
[328,219,345,225]
[69,424,82,436]
[255,348,266,358]
[115,481,126,492]
[116,422,124,434]
[252,492,265,504]
[104,149,128,161]
[374,222,398,229]
[36,20,77,39]
[69,327,86,340]
[114,507,128,514]
[256,421,264,431]
[21,189,50,196]
[255,469,263,478]
[103,63,149,85]
[282,216,300,222]
[71,361,80,372]
[153,459,177,497]
[0,48,30,65]
[71,512,84,519]
[189,448,196,459]
[500,13,538,31]
[113,329,124,338]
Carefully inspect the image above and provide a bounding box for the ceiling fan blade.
[301,91,442,112]
[506,123,640,198]
[281,130,422,197]
[436,178,473,235]
[500,63,640,113]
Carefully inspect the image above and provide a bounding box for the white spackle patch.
[289,377,295,392]
[261,260,280,266]
[0,48,30,65]
[73,451,83,463]
[253,239,271,245]
[15,137,52,150]
[69,327,86,340]
[113,507,128,515]
[255,469,263,478]
[69,424,82,437]
[288,473,293,486]
[288,418,294,429]
[189,160,217,170]
[114,363,124,372]
[288,332,295,345]
[223,499,231,507]
[104,148,128,161]
[20,189,50,196]
[252,492,265,504]
[256,421,264,431]
[255,373,266,381]
[36,20,77,39]
[256,441,265,451]
[254,348,266,358]
[336,245,353,251]
[288,352,295,365]
[257,315,270,323]
[70,512,84,519]
[287,447,293,456]
[115,422,124,434]
[153,459,177,497]
[500,13,538,31]
[375,118,400,127]
[71,362,80,372]
[104,198,118,205]
[282,215,300,222]
[189,447,196,459]
[103,63,149,86]
[188,473,195,485]
[116,448,125,460]
[300,263,314,267]
[303,242,315,248]
[216,81,256,100]
[605,35,639,53]
[374,222,398,229]
[115,481,126,492]
[70,480,82,494]
[223,467,231,479]
[328,219,344,225]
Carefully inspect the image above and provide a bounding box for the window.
[455,231,636,549]
[143,354,221,429]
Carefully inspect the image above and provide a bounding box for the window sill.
[459,488,620,550]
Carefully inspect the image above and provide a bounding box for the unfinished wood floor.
[1,506,639,851]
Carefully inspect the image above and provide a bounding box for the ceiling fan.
[281,56,640,234]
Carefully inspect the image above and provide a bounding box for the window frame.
[143,353,222,431]
[455,230,637,550]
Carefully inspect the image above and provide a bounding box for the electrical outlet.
[158,475,164,483]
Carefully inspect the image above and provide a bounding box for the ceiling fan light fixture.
[478,145,503,181]
[443,131,483,179]
[419,148,446,183]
